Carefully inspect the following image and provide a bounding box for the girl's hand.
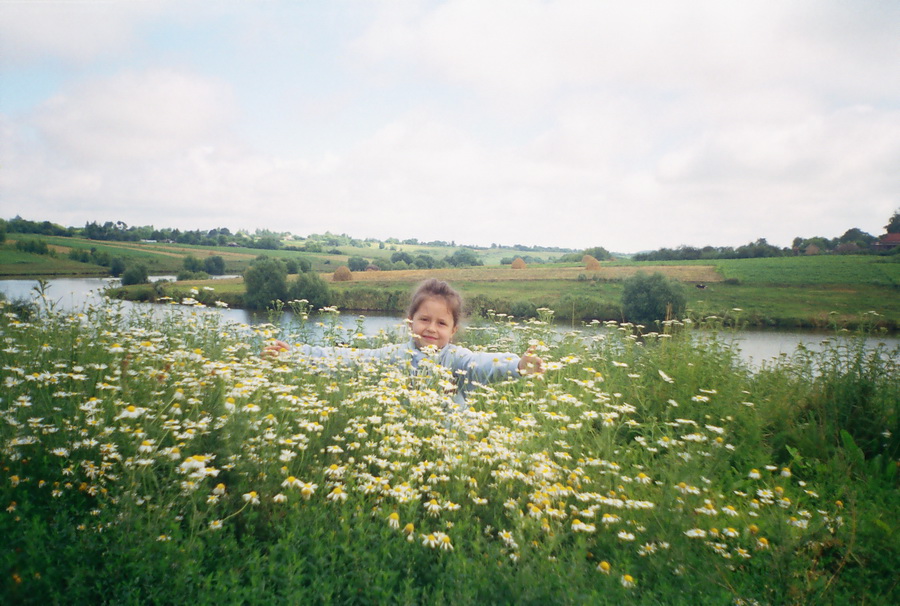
[518,347,545,375]
[262,340,291,357]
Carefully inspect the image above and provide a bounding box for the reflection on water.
[2,277,897,368]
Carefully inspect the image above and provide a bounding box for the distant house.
[874,233,900,251]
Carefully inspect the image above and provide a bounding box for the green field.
[712,256,900,286]
[0,234,565,277]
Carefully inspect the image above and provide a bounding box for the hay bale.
[583,255,601,270]
[511,257,527,269]
[333,266,352,281]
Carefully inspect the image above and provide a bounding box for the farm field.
[323,264,722,284]
[0,234,570,277]
[3,234,899,330]
[1,297,897,604]
[712,256,900,287]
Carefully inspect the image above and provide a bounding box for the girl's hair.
[407,279,463,327]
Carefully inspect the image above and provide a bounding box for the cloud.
[355,0,900,102]
[0,1,175,65]
[32,69,236,164]
[2,1,899,252]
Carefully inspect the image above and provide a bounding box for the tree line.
[634,211,900,261]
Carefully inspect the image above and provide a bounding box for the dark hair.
[407,279,463,327]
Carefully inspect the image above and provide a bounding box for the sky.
[1,0,898,253]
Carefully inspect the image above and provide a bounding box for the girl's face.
[409,296,457,349]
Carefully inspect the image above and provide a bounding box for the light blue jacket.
[295,338,522,406]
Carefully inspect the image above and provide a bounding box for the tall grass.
[1,297,897,604]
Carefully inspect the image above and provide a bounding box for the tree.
[203,255,225,275]
[886,209,900,234]
[583,246,611,261]
[120,264,149,286]
[620,272,687,326]
[109,257,126,277]
[414,255,435,269]
[348,256,368,272]
[391,251,414,265]
[290,271,331,310]
[445,249,482,267]
[242,257,288,309]
[183,256,203,272]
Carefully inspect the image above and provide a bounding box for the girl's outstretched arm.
[517,346,545,375]
[262,340,291,357]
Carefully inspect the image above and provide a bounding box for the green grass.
[711,256,900,286]
[1,300,897,604]
[0,247,107,276]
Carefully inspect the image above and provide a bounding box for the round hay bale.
[333,265,352,281]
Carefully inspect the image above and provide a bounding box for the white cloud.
[32,69,236,164]
[0,1,175,65]
[2,1,898,252]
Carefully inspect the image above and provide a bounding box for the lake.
[2,277,897,368]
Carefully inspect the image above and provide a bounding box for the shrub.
[348,257,368,272]
[620,272,687,325]
[509,300,537,318]
[243,257,288,309]
[109,257,126,277]
[203,255,225,275]
[120,264,149,286]
[183,255,203,272]
[290,271,331,310]
[333,266,352,282]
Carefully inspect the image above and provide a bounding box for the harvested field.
[96,241,258,261]
[322,264,723,283]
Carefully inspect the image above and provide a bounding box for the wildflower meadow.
[1,294,898,604]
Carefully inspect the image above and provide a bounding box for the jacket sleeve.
[444,346,521,386]
[294,342,408,369]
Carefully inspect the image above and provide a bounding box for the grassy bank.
[1,299,897,604]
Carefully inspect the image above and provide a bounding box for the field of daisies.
[2,294,898,605]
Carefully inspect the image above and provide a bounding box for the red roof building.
[874,233,900,250]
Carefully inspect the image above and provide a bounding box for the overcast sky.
[1,0,898,252]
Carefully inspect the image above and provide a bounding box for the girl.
[264,278,544,406]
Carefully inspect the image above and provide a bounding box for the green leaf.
[840,430,865,467]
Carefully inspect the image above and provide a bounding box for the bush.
[176,270,210,281]
[554,294,619,323]
[15,239,50,255]
[620,272,686,325]
[290,271,331,310]
[183,256,203,272]
[109,257,126,277]
[509,300,537,318]
[348,257,369,272]
[243,257,288,309]
[120,264,149,286]
[203,255,225,275]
